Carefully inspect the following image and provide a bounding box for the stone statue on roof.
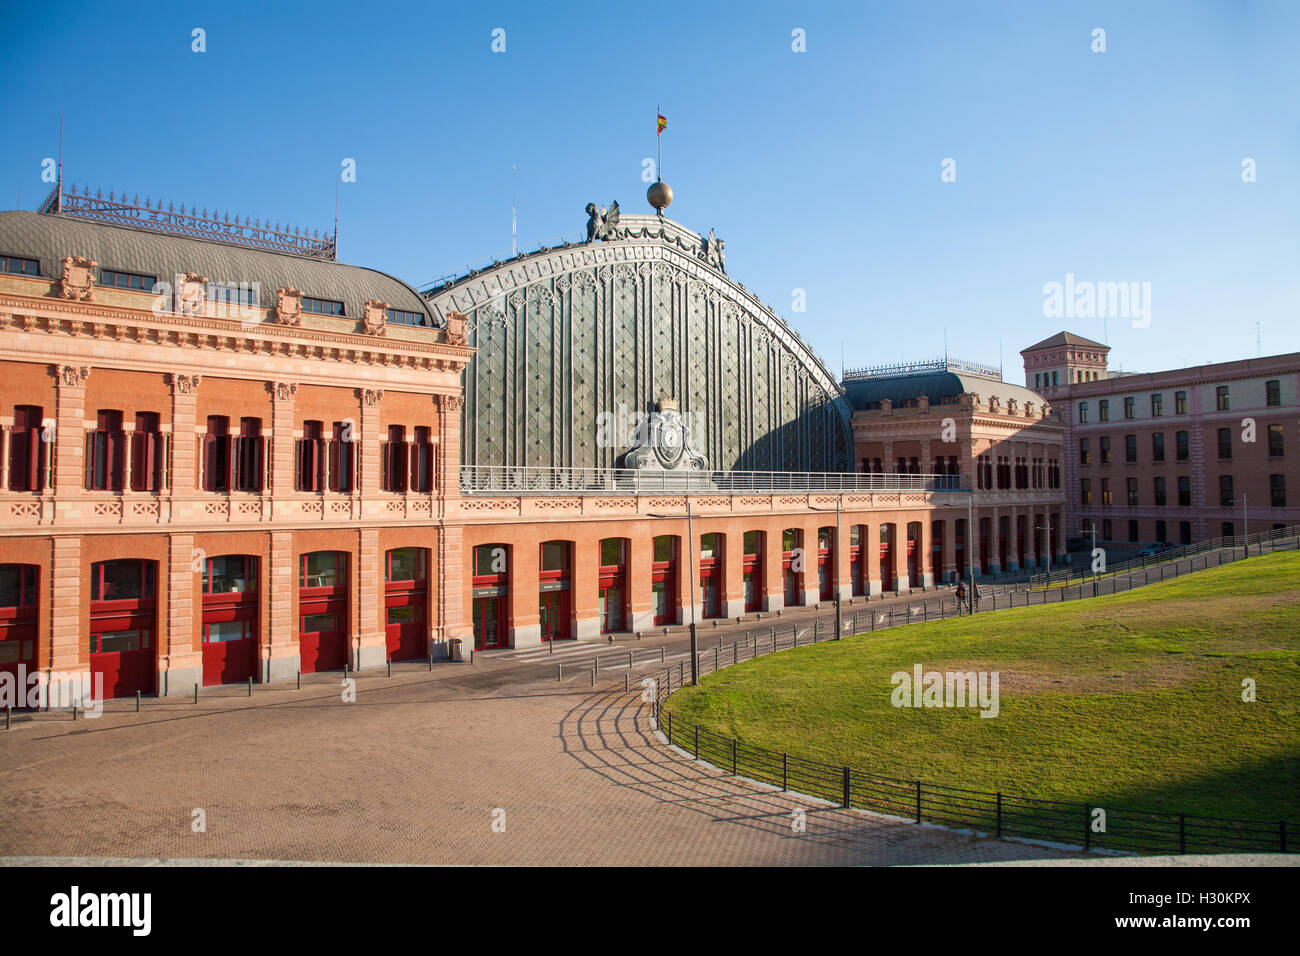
[585,201,621,241]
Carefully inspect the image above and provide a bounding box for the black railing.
[1031,523,1300,588]
[606,528,1300,856]
[646,630,1292,855]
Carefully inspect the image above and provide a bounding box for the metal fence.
[1031,522,1300,588]
[639,619,1292,856]
[459,465,963,496]
[596,528,1300,856]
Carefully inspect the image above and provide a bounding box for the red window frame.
[472,544,509,649]
[9,405,47,492]
[742,532,763,612]
[597,538,627,633]
[538,541,571,641]
[652,535,678,626]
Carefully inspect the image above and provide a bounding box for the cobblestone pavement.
[0,671,1084,865]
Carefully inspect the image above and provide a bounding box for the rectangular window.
[1178,475,1191,507]
[1125,434,1137,463]
[1127,477,1139,506]
[1266,380,1281,407]
[8,404,47,492]
[383,425,408,493]
[1176,431,1189,461]
[1219,475,1233,507]
[1078,402,1088,423]
[236,417,263,492]
[206,283,259,307]
[1100,436,1111,464]
[412,426,434,492]
[1035,373,1041,388]
[1153,477,1166,506]
[130,411,162,492]
[1128,520,1139,543]
[386,308,425,327]
[99,268,157,291]
[1271,474,1286,507]
[329,421,354,492]
[1218,427,1231,459]
[204,555,256,595]
[600,538,625,567]
[300,552,344,589]
[204,415,231,492]
[89,409,125,491]
[1123,396,1135,419]
[1103,519,1113,540]
[1080,478,1091,506]
[1216,386,1229,411]
[1101,478,1112,505]
[1052,371,1059,385]
[1152,432,1165,462]
[1099,399,1110,422]
[297,420,324,492]
[1151,394,1163,417]
[0,254,40,276]
[302,296,345,316]
[1175,390,1187,414]
[1268,424,1284,457]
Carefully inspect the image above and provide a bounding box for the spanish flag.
[657,114,667,136]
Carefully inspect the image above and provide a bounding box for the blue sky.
[2,0,1297,379]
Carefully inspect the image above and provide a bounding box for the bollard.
[248,677,252,697]
[624,672,629,692]
[628,650,633,669]
[594,657,600,676]
[194,682,198,704]
[136,690,141,713]
[590,668,595,687]
[387,659,392,678]
[4,705,8,730]
[470,648,475,665]
[72,699,77,721]
[428,652,433,671]
[557,662,562,681]
[660,646,665,663]
[296,670,301,690]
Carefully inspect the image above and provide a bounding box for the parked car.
[1137,543,1167,558]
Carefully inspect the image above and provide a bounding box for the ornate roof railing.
[843,357,1002,382]
[38,184,337,260]
[460,465,964,496]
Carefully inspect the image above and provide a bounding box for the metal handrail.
[458,466,966,496]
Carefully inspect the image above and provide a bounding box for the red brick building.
[1022,332,1300,546]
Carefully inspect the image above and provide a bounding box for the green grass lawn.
[666,550,1300,822]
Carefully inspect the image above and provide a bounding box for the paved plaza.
[1,659,1087,866]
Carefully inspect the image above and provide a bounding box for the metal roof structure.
[0,208,434,325]
[841,360,1044,410]
[424,211,853,473]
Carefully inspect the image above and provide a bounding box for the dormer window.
[0,254,39,276]
[302,296,345,316]
[386,308,425,327]
[100,268,157,291]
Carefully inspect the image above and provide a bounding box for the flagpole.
[656,104,662,180]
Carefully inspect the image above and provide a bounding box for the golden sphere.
[647,180,673,212]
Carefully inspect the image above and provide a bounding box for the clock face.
[662,427,681,448]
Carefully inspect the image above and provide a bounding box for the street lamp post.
[967,488,975,615]
[1242,493,1249,560]
[648,500,699,685]
[1034,524,1052,578]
